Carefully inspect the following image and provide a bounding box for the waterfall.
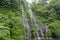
[28,4,52,40]
[28,4,41,40]
[22,0,31,40]
[22,4,26,40]
[22,0,51,40]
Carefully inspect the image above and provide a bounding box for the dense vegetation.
[0,0,24,40]
[32,0,60,39]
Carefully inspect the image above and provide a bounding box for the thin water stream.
[28,4,41,40]
[22,0,31,40]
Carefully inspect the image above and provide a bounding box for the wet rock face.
[40,24,49,33]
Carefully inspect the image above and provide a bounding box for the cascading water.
[22,0,51,40]
[22,0,31,40]
[22,5,26,40]
[40,24,50,39]
[28,4,41,40]
[28,4,51,40]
